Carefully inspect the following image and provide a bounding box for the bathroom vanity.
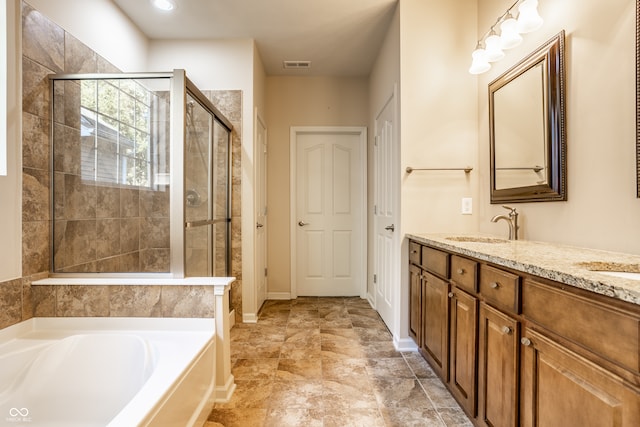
[407,234,640,427]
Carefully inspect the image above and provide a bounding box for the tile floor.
[205,297,473,427]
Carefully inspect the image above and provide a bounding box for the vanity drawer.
[421,247,449,278]
[480,264,521,313]
[450,255,477,292]
[523,279,640,374]
[409,241,421,265]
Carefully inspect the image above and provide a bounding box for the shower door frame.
[180,73,234,277]
[48,69,233,278]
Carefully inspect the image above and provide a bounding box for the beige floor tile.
[322,357,368,379]
[207,408,267,427]
[322,378,378,409]
[208,297,471,426]
[366,357,415,379]
[264,408,323,427]
[323,408,386,427]
[268,379,324,409]
[232,358,279,380]
[372,378,435,409]
[277,358,322,381]
[213,379,273,409]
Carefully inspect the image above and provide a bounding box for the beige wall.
[400,0,479,236]
[477,0,640,254]
[265,76,369,295]
[26,0,149,71]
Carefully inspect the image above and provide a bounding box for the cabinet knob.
[448,292,454,298]
[490,282,500,289]
[521,337,532,346]
[457,268,465,275]
[411,250,418,254]
[501,326,512,335]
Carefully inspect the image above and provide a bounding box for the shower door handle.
[185,218,231,228]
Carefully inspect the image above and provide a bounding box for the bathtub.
[0,317,217,427]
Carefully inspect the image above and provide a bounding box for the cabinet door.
[478,303,519,427]
[409,264,422,345]
[521,328,640,427]
[421,272,449,379]
[448,287,478,416]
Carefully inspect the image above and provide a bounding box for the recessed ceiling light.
[151,0,175,12]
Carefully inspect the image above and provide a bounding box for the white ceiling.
[111,0,399,77]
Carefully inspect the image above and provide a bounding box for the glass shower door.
[183,92,231,277]
[184,95,213,276]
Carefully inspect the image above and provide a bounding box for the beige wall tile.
[0,279,23,329]
[21,2,64,73]
[110,285,162,317]
[56,285,109,316]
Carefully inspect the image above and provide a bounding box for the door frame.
[289,126,368,299]
[254,109,268,315]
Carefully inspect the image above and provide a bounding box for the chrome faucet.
[491,206,519,240]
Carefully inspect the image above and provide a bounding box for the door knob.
[298,221,309,227]
[256,223,264,228]
[385,224,395,232]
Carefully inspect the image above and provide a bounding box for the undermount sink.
[576,261,640,281]
[445,236,509,244]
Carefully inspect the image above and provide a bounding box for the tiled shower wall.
[0,1,244,330]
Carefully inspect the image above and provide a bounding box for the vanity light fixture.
[151,0,176,12]
[469,0,544,75]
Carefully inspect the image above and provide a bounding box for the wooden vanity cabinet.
[407,239,640,427]
[448,286,478,415]
[520,328,640,427]
[409,263,422,345]
[477,303,520,427]
[421,271,450,379]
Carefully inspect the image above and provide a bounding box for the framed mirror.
[489,30,567,203]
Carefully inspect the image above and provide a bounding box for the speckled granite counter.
[407,233,640,306]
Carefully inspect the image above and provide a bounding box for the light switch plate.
[461,198,472,215]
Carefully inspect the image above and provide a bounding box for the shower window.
[51,75,171,273]
[79,79,154,188]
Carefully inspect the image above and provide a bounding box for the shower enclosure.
[49,69,232,277]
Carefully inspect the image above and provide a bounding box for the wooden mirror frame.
[489,31,567,203]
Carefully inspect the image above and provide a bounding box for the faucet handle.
[502,205,517,215]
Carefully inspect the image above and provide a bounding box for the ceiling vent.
[283,60,312,69]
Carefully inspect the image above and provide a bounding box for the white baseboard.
[266,292,291,300]
[242,312,258,323]
[394,336,418,352]
[213,374,236,403]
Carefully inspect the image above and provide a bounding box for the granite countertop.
[407,233,640,306]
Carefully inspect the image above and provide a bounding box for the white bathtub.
[0,317,217,427]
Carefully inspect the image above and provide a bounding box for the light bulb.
[469,47,491,75]
[517,0,543,33]
[499,14,523,50]
[151,0,175,12]
[485,32,505,62]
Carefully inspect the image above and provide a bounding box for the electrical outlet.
[461,197,473,215]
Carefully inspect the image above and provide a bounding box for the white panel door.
[255,113,268,310]
[374,93,398,330]
[294,130,364,296]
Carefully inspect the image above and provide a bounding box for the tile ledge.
[33,276,236,287]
